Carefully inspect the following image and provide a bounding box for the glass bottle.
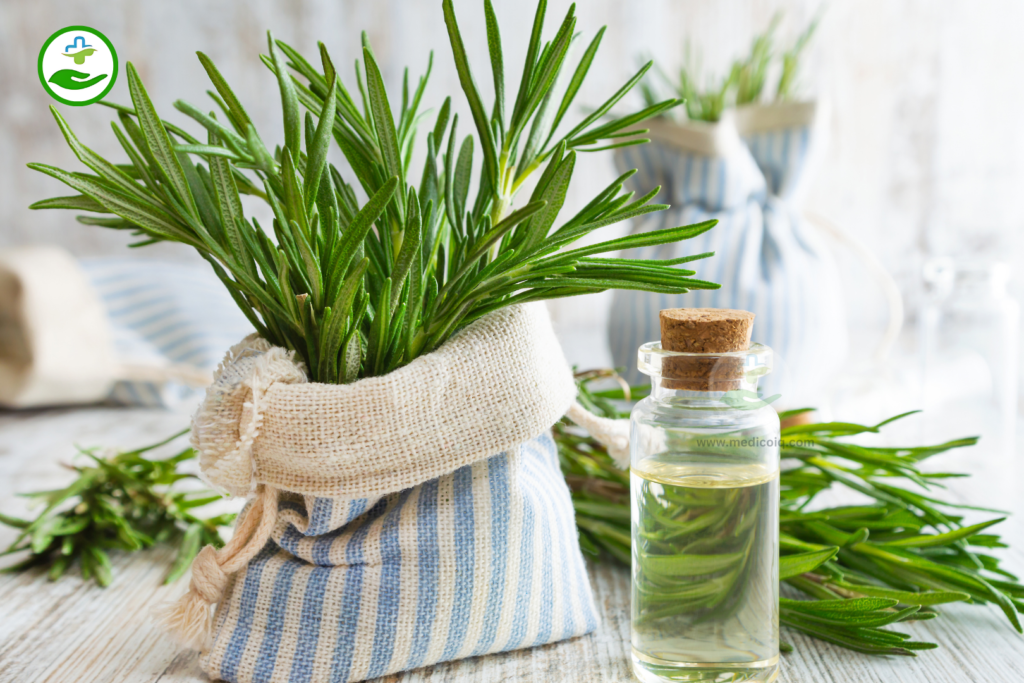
[630,341,780,683]
[920,259,1019,458]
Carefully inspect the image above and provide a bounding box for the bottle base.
[631,649,779,683]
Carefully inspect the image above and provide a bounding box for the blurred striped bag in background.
[609,102,846,404]
[80,258,253,407]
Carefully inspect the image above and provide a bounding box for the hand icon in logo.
[48,69,108,90]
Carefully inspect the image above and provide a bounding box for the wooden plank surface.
[1,406,1022,683]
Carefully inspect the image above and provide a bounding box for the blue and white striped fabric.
[608,104,846,404]
[200,431,598,683]
[79,257,253,407]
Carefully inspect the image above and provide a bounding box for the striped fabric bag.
[202,435,596,683]
[162,303,617,683]
[608,101,846,404]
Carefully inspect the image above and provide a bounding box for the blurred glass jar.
[920,259,1019,456]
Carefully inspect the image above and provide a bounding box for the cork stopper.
[659,308,755,390]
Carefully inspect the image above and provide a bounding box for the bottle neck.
[637,341,773,408]
[649,375,759,405]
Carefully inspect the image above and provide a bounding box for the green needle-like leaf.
[304,70,338,211]
[442,0,498,185]
[363,47,405,202]
[547,27,605,145]
[269,32,302,157]
[197,52,253,134]
[28,194,108,213]
[880,518,1006,549]
[781,547,840,580]
[125,63,196,214]
[483,0,505,132]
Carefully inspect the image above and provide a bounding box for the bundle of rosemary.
[30,0,719,383]
[0,432,232,586]
[558,372,1023,656]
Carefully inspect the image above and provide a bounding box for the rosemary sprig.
[29,0,719,384]
[776,15,820,100]
[642,45,734,123]
[556,372,1024,656]
[732,13,780,106]
[0,431,233,586]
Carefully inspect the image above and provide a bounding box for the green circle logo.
[38,26,118,106]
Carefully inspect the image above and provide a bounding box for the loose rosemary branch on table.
[0,431,233,587]
[30,0,719,384]
[557,371,1024,656]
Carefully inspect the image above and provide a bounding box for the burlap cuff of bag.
[189,302,626,499]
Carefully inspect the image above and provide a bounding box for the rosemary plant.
[642,45,734,123]
[0,432,232,586]
[29,0,719,383]
[642,12,820,122]
[557,372,1024,656]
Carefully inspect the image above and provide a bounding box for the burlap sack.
[164,303,628,683]
[0,246,115,407]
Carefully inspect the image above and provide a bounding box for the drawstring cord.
[565,401,631,468]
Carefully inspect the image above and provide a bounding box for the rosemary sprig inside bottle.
[0,431,233,586]
[557,371,1023,657]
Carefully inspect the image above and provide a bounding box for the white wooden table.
[1,406,1023,683]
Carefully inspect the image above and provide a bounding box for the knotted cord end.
[154,486,279,650]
